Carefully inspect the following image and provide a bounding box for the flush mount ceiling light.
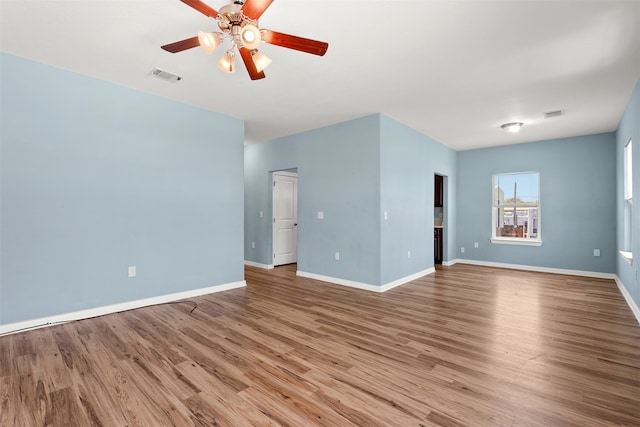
[501,122,524,133]
[161,0,329,80]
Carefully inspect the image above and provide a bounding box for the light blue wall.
[245,114,456,287]
[457,133,616,273]
[244,138,300,265]
[244,115,381,285]
[0,54,245,325]
[616,78,639,307]
[379,115,457,284]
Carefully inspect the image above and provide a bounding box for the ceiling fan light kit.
[198,31,224,54]
[161,0,329,80]
[241,24,261,50]
[218,50,235,73]
[250,49,271,72]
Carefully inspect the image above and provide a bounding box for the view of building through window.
[493,172,540,241]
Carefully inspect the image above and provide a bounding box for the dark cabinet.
[434,175,443,207]
[434,228,443,264]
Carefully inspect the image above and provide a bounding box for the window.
[621,140,633,263]
[624,140,633,202]
[491,172,541,246]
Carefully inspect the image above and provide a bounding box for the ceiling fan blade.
[261,30,328,56]
[180,0,218,18]
[239,47,266,80]
[161,36,200,53]
[241,0,274,20]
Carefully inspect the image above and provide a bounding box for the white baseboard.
[381,268,436,291]
[455,259,615,279]
[296,268,435,293]
[614,276,640,325]
[443,259,459,266]
[244,260,274,269]
[0,280,246,336]
[296,271,381,292]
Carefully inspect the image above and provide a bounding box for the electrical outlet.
[474,242,479,248]
[259,211,263,218]
[251,242,255,249]
[318,211,324,220]
[128,266,136,278]
[408,250,411,259]
[461,247,465,253]
[335,252,340,261]
[593,249,600,257]
[384,211,388,220]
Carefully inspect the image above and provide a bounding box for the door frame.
[434,173,448,265]
[272,170,298,267]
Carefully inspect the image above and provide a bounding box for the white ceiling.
[1,0,639,150]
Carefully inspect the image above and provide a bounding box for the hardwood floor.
[1,264,639,426]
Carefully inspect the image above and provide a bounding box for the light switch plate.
[317,211,324,220]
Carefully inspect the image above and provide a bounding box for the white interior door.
[273,172,298,266]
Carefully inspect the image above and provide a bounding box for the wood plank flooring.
[1,264,639,426]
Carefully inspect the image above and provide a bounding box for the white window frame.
[491,172,542,246]
[620,139,633,264]
[624,139,633,202]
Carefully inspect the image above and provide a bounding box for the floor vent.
[149,68,182,83]
[543,109,564,118]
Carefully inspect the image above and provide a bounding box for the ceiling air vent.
[149,68,182,83]
[543,109,564,119]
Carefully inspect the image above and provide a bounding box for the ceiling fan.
[161,0,329,80]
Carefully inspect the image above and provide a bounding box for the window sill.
[619,251,633,265]
[491,238,542,247]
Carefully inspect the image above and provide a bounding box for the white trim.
[272,171,298,267]
[0,280,246,336]
[244,260,274,269]
[490,238,542,246]
[619,251,633,265]
[456,259,615,279]
[443,259,459,266]
[272,170,298,178]
[296,268,435,293]
[296,271,380,292]
[381,268,436,292]
[492,171,542,246]
[624,139,633,201]
[614,275,640,325]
